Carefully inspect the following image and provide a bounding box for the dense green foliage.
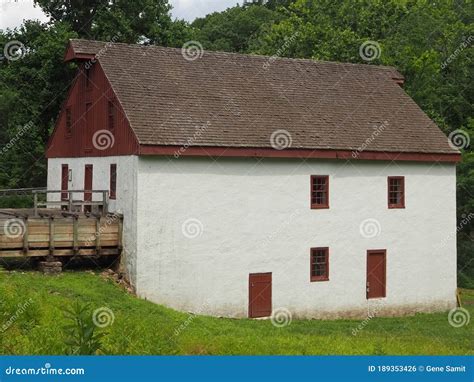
[0,271,472,355]
[0,0,472,283]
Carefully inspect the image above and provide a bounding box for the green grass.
[0,270,472,355]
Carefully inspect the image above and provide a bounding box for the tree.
[0,0,191,189]
[192,4,281,53]
[0,21,77,187]
[34,0,191,45]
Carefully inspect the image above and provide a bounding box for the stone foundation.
[38,261,62,275]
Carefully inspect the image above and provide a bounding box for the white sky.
[0,0,241,31]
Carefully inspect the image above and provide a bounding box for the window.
[61,164,69,201]
[85,67,91,89]
[110,164,117,200]
[311,247,329,281]
[311,175,329,209]
[66,107,72,136]
[388,176,405,208]
[108,101,115,130]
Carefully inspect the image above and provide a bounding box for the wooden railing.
[33,190,109,217]
[0,187,47,197]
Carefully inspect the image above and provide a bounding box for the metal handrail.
[33,190,109,216]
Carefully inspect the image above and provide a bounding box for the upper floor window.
[311,175,329,209]
[110,164,117,200]
[108,101,115,130]
[388,176,405,208]
[85,67,91,89]
[66,107,72,136]
[311,247,329,281]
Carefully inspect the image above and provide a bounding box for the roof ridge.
[68,38,402,74]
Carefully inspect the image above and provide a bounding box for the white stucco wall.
[135,156,457,318]
[47,156,138,285]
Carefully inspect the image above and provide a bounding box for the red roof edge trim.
[139,145,461,163]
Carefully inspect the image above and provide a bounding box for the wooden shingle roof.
[66,39,459,160]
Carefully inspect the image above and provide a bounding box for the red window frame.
[310,247,329,282]
[388,176,405,208]
[310,175,329,209]
[110,164,117,200]
[65,107,72,137]
[108,101,115,130]
[61,164,69,201]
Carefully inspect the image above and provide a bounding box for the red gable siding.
[46,62,139,158]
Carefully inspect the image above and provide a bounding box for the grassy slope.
[0,271,472,355]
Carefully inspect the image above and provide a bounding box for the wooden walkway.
[0,209,123,258]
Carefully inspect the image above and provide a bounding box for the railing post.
[34,192,38,217]
[22,217,29,256]
[73,216,79,256]
[96,217,102,255]
[48,216,55,260]
[102,191,108,216]
[68,191,73,213]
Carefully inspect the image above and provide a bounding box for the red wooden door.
[85,102,93,151]
[367,250,386,299]
[61,164,69,201]
[84,164,93,212]
[249,273,272,318]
